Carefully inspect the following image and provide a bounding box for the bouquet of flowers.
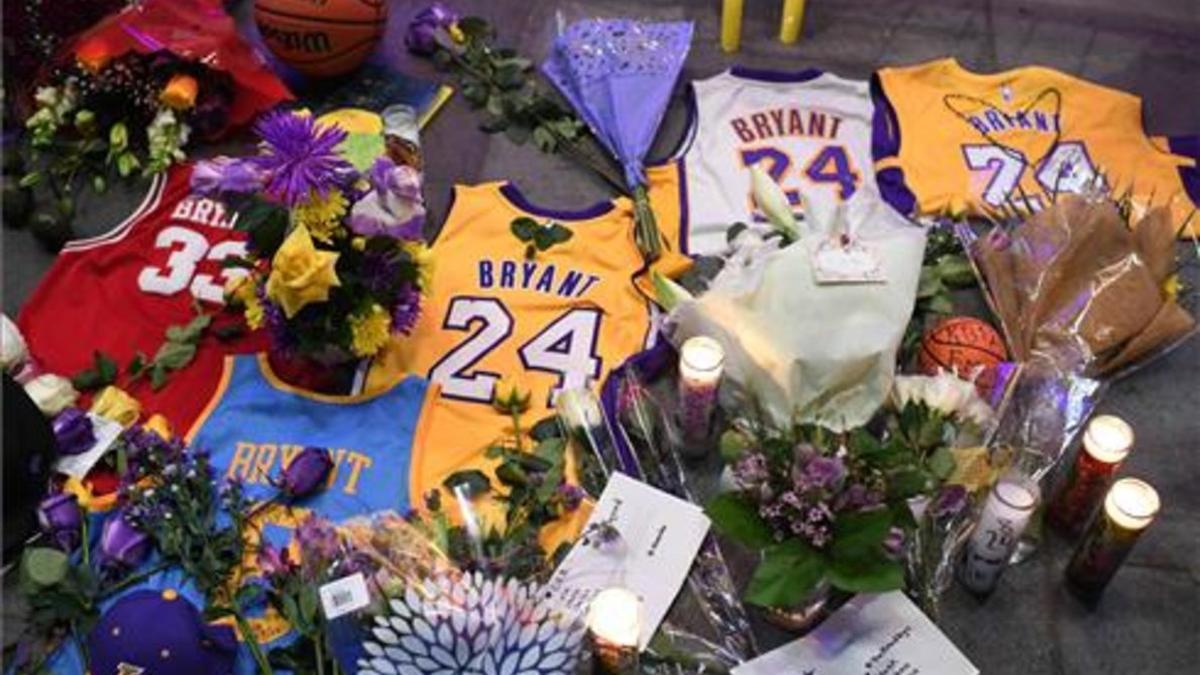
[19,0,289,246]
[196,110,431,363]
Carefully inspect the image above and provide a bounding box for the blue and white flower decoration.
[357,572,586,675]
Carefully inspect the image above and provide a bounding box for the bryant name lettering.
[966,107,1060,136]
[731,108,844,144]
[171,195,239,230]
[478,259,602,299]
[225,443,373,495]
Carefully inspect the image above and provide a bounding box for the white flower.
[33,86,60,108]
[924,371,974,416]
[1,314,28,371]
[24,373,79,416]
[749,164,800,242]
[891,370,994,423]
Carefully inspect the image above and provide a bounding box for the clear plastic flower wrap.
[957,192,1196,474]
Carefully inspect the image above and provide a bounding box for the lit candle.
[1048,415,1133,537]
[960,474,1040,596]
[1065,477,1159,605]
[677,336,725,443]
[588,587,642,673]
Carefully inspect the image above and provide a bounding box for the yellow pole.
[780,0,807,44]
[721,0,745,53]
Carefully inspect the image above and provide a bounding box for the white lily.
[652,270,694,311]
[749,164,800,242]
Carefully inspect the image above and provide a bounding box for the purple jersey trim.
[498,183,615,220]
[1168,135,1200,208]
[870,74,918,215]
[729,65,824,83]
[676,156,691,256]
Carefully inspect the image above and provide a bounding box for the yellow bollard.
[721,0,745,52]
[780,0,807,44]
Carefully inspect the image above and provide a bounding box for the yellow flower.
[143,414,174,440]
[448,23,466,43]
[224,273,265,330]
[160,75,198,111]
[404,241,435,292]
[244,294,265,330]
[352,237,367,251]
[266,225,341,318]
[293,189,348,243]
[492,376,531,415]
[945,195,969,220]
[1163,273,1182,301]
[89,386,141,427]
[349,303,392,357]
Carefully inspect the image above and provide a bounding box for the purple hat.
[87,589,238,675]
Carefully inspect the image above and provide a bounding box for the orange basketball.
[254,0,387,78]
[918,316,1007,389]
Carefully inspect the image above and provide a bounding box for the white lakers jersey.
[676,67,889,255]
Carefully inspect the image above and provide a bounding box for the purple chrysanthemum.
[361,250,402,294]
[259,284,297,354]
[251,110,354,207]
[390,283,422,336]
[191,157,265,196]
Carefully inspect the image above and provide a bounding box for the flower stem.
[510,408,525,454]
[230,597,274,675]
[98,562,171,600]
[315,635,326,675]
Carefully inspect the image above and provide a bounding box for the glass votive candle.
[677,336,724,442]
[960,473,1040,597]
[1065,477,1160,605]
[587,587,642,673]
[1048,415,1133,538]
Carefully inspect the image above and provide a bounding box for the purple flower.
[390,283,422,336]
[191,157,265,196]
[558,483,585,511]
[297,516,339,563]
[51,407,95,456]
[803,456,847,490]
[98,512,151,569]
[257,543,295,579]
[883,527,906,558]
[278,446,334,498]
[406,3,460,55]
[732,452,769,487]
[348,158,426,240]
[929,485,969,520]
[251,110,354,206]
[834,483,883,512]
[37,493,82,551]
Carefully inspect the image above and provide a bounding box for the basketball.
[918,316,1007,391]
[254,0,387,78]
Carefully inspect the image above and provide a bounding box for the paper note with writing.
[54,414,124,479]
[320,572,371,620]
[732,592,978,675]
[543,472,710,650]
[812,237,886,284]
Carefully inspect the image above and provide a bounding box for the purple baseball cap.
[87,588,238,674]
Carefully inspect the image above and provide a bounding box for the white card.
[733,592,977,675]
[812,238,886,284]
[54,414,125,479]
[543,472,710,650]
[320,572,371,620]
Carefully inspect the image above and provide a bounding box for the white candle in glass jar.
[588,587,642,672]
[678,336,725,441]
[961,474,1040,595]
[1082,415,1134,463]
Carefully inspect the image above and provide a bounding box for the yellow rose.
[143,414,174,440]
[266,225,341,318]
[492,376,532,415]
[89,386,142,427]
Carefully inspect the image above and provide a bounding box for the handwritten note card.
[733,592,978,675]
[543,472,710,650]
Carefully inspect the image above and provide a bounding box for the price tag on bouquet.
[732,592,978,675]
[543,472,711,650]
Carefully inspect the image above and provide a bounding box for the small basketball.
[918,316,1007,391]
[254,0,387,78]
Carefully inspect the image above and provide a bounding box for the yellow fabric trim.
[255,353,411,404]
[185,356,234,444]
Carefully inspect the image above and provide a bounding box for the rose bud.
[159,74,199,111]
[98,512,151,569]
[52,407,96,456]
[278,446,334,498]
[405,3,461,55]
[37,493,83,551]
[491,376,531,415]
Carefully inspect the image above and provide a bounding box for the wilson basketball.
[254,0,387,78]
[918,316,1007,390]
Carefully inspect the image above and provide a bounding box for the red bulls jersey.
[19,163,267,431]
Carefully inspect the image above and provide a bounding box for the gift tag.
[319,572,370,620]
[812,237,886,284]
[543,472,710,650]
[54,414,124,479]
[732,592,978,675]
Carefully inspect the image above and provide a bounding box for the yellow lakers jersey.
[873,58,1199,234]
[364,162,688,515]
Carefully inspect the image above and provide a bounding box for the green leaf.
[94,351,118,384]
[457,16,490,39]
[705,493,774,550]
[21,548,69,588]
[443,469,492,498]
[547,223,573,244]
[154,341,197,370]
[299,585,319,625]
[128,352,147,376]
[495,461,528,487]
[928,446,956,479]
[744,541,826,608]
[109,123,128,151]
[533,436,566,462]
[495,64,525,90]
[830,508,893,560]
[937,255,976,287]
[888,468,934,500]
[71,369,100,391]
[92,175,107,194]
[149,364,169,391]
[510,217,539,242]
[531,227,555,251]
[19,172,41,188]
[485,94,505,119]
[531,126,556,152]
[529,416,562,442]
[826,552,904,593]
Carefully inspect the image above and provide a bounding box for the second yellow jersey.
[873,58,1199,234]
[364,162,688,515]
